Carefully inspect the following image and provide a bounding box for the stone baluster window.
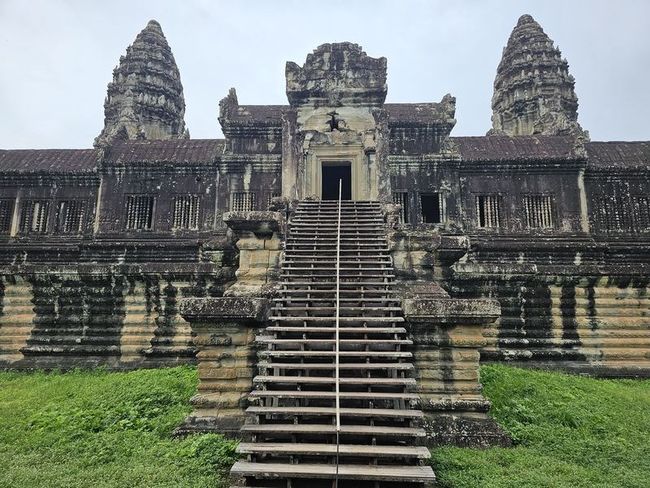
[19,200,50,234]
[633,196,650,231]
[172,195,200,230]
[392,192,409,224]
[55,200,85,234]
[523,194,555,229]
[0,199,15,234]
[125,195,155,230]
[265,192,282,210]
[476,195,502,228]
[231,192,257,212]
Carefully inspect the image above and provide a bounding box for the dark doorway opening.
[420,193,441,223]
[322,163,352,200]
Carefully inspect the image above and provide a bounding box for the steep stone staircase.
[231,200,435,487]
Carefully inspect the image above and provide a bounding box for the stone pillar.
[222,211,284,297]
[402,297,511,447]
[175,297,269,436]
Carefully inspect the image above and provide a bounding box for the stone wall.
[0,263,233,370]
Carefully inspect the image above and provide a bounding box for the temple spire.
[489,14,588,139]
[95,20,188,147]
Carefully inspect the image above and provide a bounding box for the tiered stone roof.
[95,20,187,146]
[490,14,587,138]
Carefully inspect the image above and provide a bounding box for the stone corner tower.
[489,14,588,139]
[95,19,188,147]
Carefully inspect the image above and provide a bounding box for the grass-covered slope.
[0,366,237,488]
[0,364,648,487]
[432,364,650,488]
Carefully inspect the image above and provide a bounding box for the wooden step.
[237,442,430,458]
[269,316,405,323]
[231,461,434,483]
[246,406,422,418]
[259,351,412,358]
[249,390,419,400]
[272,306,402,312]
[240,424,425,437]
[258,362,414,371]
[253,376,417,386]
[265,327,407,333]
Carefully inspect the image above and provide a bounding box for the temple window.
[523,195,555,229]
[54,200,85,234]
[392,192,409,224]
[420,193,442,224]
[634,196,650,231]
[19,200,50,234]
[125,195,155,230]
[0,199,15,234]
[265,192,282,210]
[172,195,200,230]
[476,195,502,228]
[231,192,257,212]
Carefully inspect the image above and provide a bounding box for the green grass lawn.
[0,364,648,487]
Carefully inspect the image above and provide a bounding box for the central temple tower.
[281,43,391,201]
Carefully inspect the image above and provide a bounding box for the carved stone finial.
[489,14,589,139]
[285,42,387,107]
[94,20,187,147]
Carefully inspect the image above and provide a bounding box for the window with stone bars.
[523,194,555,229]
[20,200,50,234]
[593,193,645,233]
[265,192,282,210]
[392,192,409,224]
[476,195,503,228]
[55,200,85,234]
[632,196,650,231]
[172,195,200,230]
[231,192,257,212]
[125,195,155,230]
[0,199,14,234]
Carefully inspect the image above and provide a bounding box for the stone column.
[402,297,511,447]
[175,297,269,436]
[175,211,282,436]
[222,211,284,298]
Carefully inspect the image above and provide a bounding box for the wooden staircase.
[231,200,435,488]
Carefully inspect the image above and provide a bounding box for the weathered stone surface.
[95,20,187,147]
[489,14,588,139]
[286,43,387,107]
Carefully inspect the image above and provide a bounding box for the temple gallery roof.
[585,142,650,169]
[451,136,581,161]
[0,137,648,171]
[0,148,98,173]
[103,139,224,165]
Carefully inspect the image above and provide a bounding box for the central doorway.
[321,162,352,200]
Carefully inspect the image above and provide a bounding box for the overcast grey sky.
[0,0,648,149]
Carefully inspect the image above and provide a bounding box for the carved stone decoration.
[285,42,387,107]
[95,20,188,147]
[489,14,589,139]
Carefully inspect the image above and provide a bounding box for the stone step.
[237,441,430,457]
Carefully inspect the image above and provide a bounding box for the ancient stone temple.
[1,14,649,487]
